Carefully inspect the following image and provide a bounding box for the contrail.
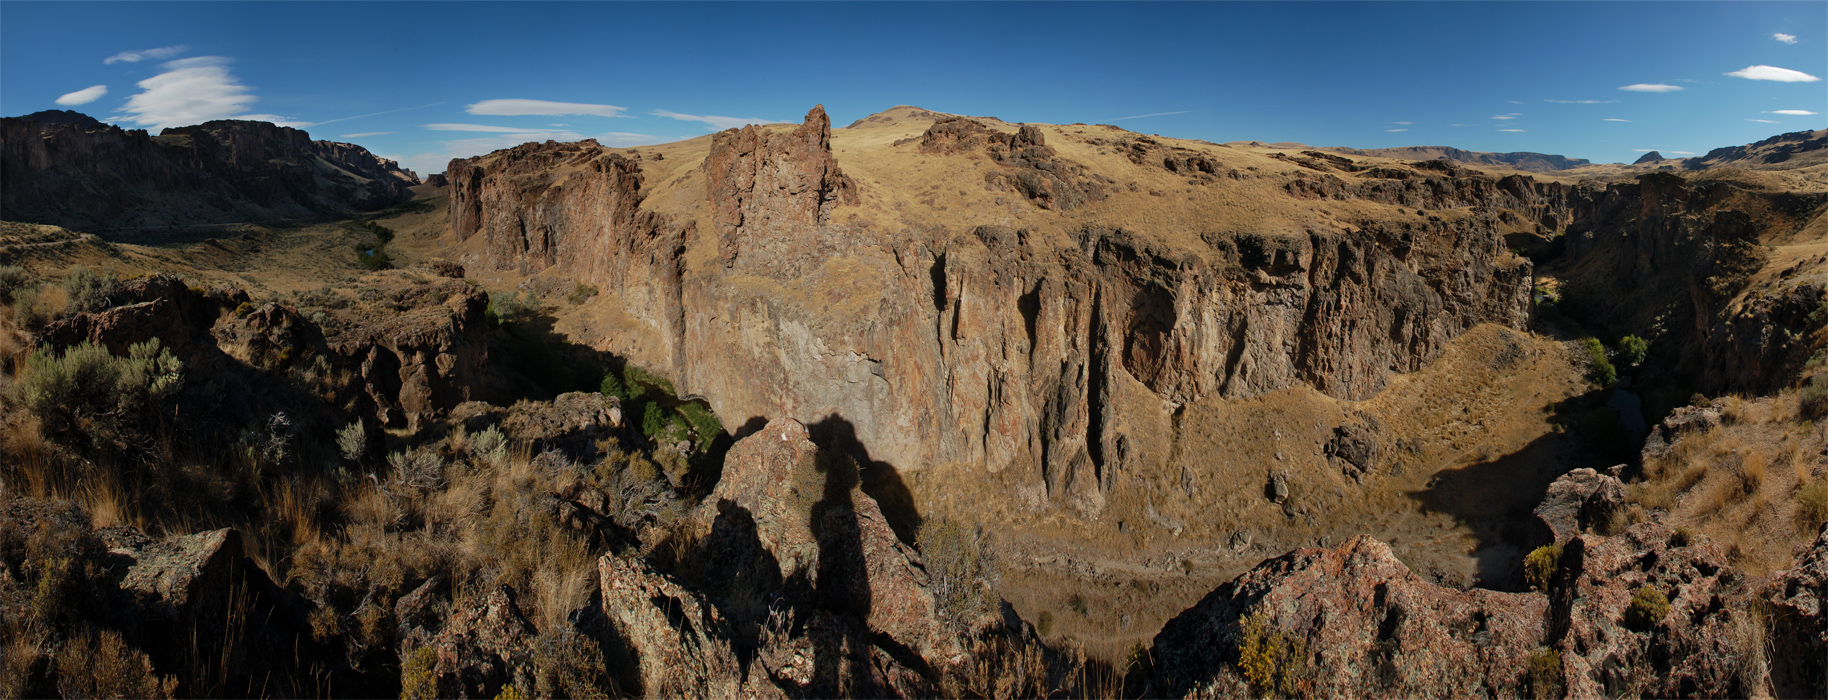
[313,101,447,126]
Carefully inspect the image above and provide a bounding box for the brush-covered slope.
[0,112,418,231]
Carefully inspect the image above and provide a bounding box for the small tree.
[1524,544,1562,591]
[1238,612,1306,698]
[1617,335,1649,368]
[13,339,181,453]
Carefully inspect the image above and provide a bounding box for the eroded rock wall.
[448,107,1544,516]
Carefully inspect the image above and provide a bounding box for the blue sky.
[3,2,1823,175]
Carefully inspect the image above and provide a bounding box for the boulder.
[331,282,489,430]
[1530,468,1625,545]
[500,392,623,457]
[1153,535,1547,698]
[403,585,537,699]
[1551,523,1746,698]
[596,554,744,698]
[1763,524,1828,697]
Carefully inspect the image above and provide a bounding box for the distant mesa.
[1324,145,1592,172]
[1,110,419,231]
[1680,129,1827,170]
[1633,151,1665,165]
[16,109,104,128]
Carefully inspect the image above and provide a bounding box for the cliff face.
[0,114,417,230]
[1558,171,1828,395]
[447,106,1556,517]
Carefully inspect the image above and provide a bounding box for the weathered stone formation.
[704,105,857,269]
[449,107,1546,516]
[1153,535,1548,698]
[0,114,417,230]
[1560,171,1828,395]
[593,419,953,697]
[1154,521,1822,698]
[327,282,490,431]
[446,138,689,373]
[1529,467,1625,546]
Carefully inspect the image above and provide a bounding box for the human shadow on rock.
[808,415,923,547]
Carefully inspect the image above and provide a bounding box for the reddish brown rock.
[596,554,744,698]
[400,585,537,699]
[1550,523,1748,698]
[1530,468,1626,546]
[330,282,489,430]
[703,105,857,270]
[1761,524,1828,698]
[1153,535,1547,698]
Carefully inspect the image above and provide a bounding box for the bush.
[355,245,391,271]
[1524,544,1562,591]
[1798,481,1828,530]
[599,371,630,400]
[1617,335,1649,368]
[9,285,51,332]
[336,421,368,463]
[1238,612,1306,698]
[1579,338,1616,386]
[1625,586,1669,630]
[1524,647,1562,700]
[677,402,723,444]
[1800,375,1828,421]
[565,282,597,306]
[0,265,30,304]
[62,266,119,314]
[470,425,508,466]
[12,340,182,453]
[54,627,176,699]
[486,291,535,326]
[918,518,1000,636]
[400,646,438,699]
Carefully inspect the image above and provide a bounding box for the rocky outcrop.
[1634,151,1666,165]
[499,392,623,457]
[329,282,489,431]
[1323,145,1593,172]
[0,114,417,231]
[1153,535,1548,698]
[453,106,1547,518]
[1763,524,1828,697]
[596,554,745,698]
[1550,524,1750,698]
[981,124,1106,211]
[1560,171,1828,395]
[704,105,857,270]
[396,585,537,699]
[1682,129,1828,170]
[1530,468,1625,546]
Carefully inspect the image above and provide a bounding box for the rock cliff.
[0,113,417,231]
[446,106,1557,517]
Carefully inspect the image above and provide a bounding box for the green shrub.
[622,365,675,396]
[13,340,182,453]
[1625,586,1669,630]
[640,401,669,438]
[470,425,508,466]
[918,518,1000,636]
[9,285,51,331]
[1798,481,1828,530]
[62,266,119,313]
[1801,375,1828,421]
[677,402,723,444]
[355,245,391,271]
[1579,338,1616,386]
[1524,647,1562,700]
[1617,335,1649,368]
[486,291,535,325]
[599,372,630,401]
[400,646,438,699]
[1524,544,1562,591]
[0,265,30,304]
[1238,611,1306,698]
[336,421,368,463]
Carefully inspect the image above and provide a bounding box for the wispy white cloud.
[1108,110,1193,121]
[1498,128,1526,132]
[1392,121,1413,125]
[466,99,626,118]
[1769,109,1819,115]
[1774,33,1798,44]
[651,109,791,131]
[1491,114,1520,120]
[1619,84,1683,93]
[54,85,108,106]
[1669,151,1694,155]
[550,123,569,127]
[1506,100,1523,104]
[1747,119,1780,124]
[1603,118,1631,122]
[1725,65,1821,82]
[119,56,292,130]
[1386,128,1408,132]
[104,44,188,65]
[1450,123,1473,127]
[339,131,393,138]
[423,123,580,133]
[597,132,659,147]
[1546,99,1619,104]
[1633,149,1659,152]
